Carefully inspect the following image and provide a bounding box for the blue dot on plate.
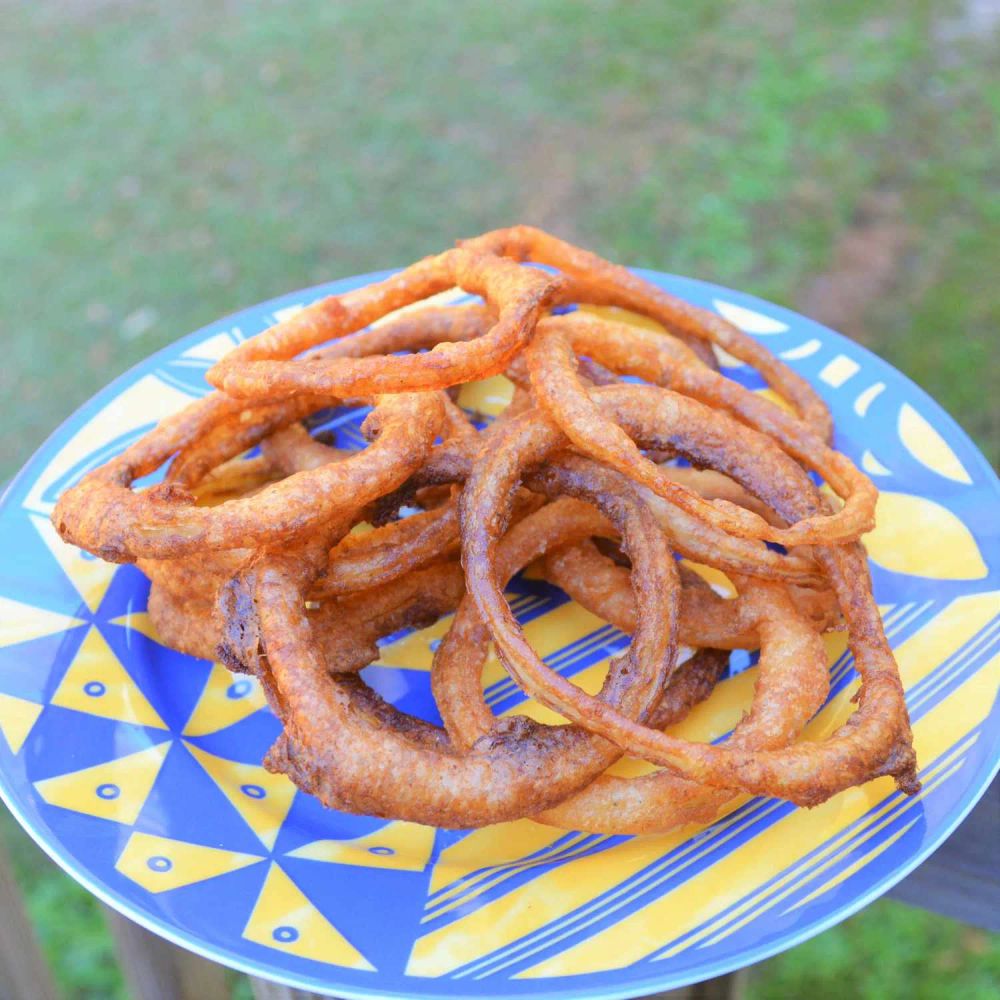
[83,681,106,697]
[226,680,252,700]
[272,925,299,943]
[241,784,266,799]
[147,855,172,872]
[96,783,120,800]
[368,846,395,856]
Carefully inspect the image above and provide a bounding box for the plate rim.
[1,266,998,1000]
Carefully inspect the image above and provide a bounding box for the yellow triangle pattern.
[184,743,295,850]
[0,693,44,754]
[0,596,85,649]
[373,615,453,673]
[288,821,436,873]
[116,831,263,893]
[243,863,374,971]
[50,627,166,729]
[34,742,170,824]
[108,611,162,644]
[30,514,117,613]
[183,664,267,737]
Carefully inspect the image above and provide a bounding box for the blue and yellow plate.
[1,270,998,1000]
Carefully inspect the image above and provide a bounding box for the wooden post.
[248,978,329,1000]
[0,838,59,1000]
[649,969,747,998]
[103,906,228,1000]
[243,970,746,1000]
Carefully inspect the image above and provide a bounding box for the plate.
[1,269,998,1000]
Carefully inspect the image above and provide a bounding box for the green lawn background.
[1,2,998,997]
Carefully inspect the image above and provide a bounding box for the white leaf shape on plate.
[180,330,244,362]
[780,338,822,360]
[861,450,892,477]
[713,299,789,335]
[854,381,886,417]
[712,344,746,368]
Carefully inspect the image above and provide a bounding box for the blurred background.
[1,1,998,997]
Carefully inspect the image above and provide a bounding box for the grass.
[1,1,997,997]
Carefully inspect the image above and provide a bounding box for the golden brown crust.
[207,249,560,398]
[241,478,684,827]
[460,225,832,440]
[52,226,918,832]
[525,313,875,545]
[460,385,917,806]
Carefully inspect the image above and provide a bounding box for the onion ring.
[432,498,733,750]
[54,226,916,832]
[525,312,874,545]
[52,390,443,562]
[168,303,489,490]
[390,421,825,588]
[206,249,560,399]
[219,559,468,695]
[227,472,682,826]
[436,539,826,833]
[461,225,832,440]
[543,539,840,646]
[534,580,828,833]
[461,385,918,806]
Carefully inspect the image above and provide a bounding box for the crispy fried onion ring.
[146,465,465,659]
[525,312,875,545]
[52,390,443,562]
[166,304,488,491]
[53,225,919,830]
[388,422,825,587]
[55,303,507,562]
[533,577,828,834]
[438,542,827,833]
[206,249,559,399]
[461,384,918,806]
[219,468,690,827]
[220,557,468,716]
[543,540,841,646]
[432,496,733,746]
[460,225,832,440]
[146,422,489,660]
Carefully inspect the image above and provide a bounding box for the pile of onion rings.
[53,227,919,834]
